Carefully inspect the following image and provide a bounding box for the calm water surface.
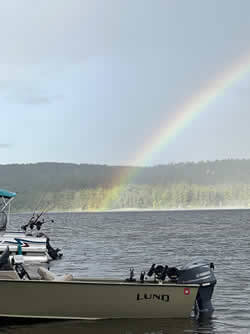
[1,209,250,334]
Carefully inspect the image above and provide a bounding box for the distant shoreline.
[11,206,250,214]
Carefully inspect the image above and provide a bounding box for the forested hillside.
[2,160,250,212]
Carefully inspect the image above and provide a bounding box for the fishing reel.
[147,263,180,281]
[147,263,169,281]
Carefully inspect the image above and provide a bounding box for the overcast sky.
[1,0,250,166]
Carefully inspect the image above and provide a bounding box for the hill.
[1,159,250,212]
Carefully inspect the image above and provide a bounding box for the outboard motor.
[46,238,63,260]
[171,261,216,318]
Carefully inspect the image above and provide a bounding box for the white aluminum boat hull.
[0,231,49,263]
[9,254,49,264]
[0,232,47,248]
[0,279,199,319]
[0,245,46,253]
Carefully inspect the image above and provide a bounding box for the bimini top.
[0,189,16,198]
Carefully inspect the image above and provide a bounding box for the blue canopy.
[0,189,16,198]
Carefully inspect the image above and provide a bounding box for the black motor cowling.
[175,261,216,317]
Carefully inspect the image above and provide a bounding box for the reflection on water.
[0,318,217,334]
[2,209,250,334]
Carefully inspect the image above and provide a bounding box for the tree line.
[1,160,250,212]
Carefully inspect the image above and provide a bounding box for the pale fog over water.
[1,209,250,334]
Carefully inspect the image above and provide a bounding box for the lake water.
[1,209,250,334]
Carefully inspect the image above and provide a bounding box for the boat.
[0,247,217,320]
[0,189,16,231]
[0,189,62,263]
[0,232,49,263]
[0,220,62,264]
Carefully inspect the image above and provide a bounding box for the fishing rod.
[31,192,46,218]
[21,202,53,231]
[30,202,51,227]
[25,193,47,229]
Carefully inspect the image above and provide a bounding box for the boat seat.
[37,267,73,281]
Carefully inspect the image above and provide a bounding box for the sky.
[1,0,250,166]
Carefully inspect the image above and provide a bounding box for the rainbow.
[100,52,250,209]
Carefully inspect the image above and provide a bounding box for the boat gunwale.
[0,278,200,287]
